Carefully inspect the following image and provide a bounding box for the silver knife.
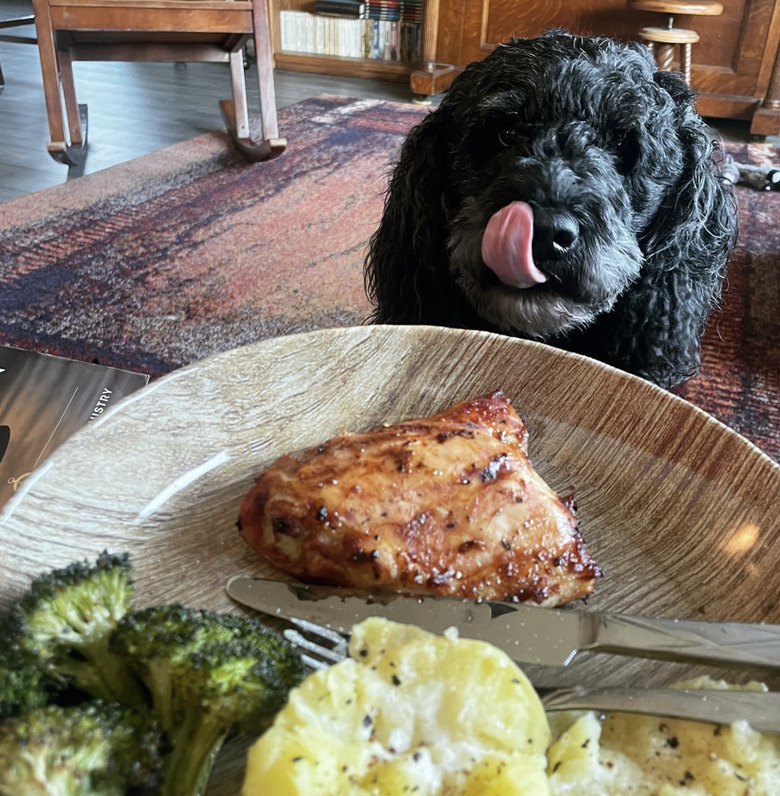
[226,575,780,671]
[538,687,780,733]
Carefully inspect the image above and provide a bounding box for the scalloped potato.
[241,617,551,795]
[242,622,780,796]
[547,678,780,795]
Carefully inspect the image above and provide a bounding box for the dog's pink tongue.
[481,201,547,289]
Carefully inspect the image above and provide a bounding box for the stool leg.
[681,42,692,84]
[658,43,674,71]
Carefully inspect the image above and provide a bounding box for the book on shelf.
[279,7,421,61]
[314,0,366,17]
[365,0,400,18]
[311,0,403,19]
[315,0,365,7]
[400,0,422,21]
[0,345,149,509]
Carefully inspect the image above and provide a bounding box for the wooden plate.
[1,325,778,792]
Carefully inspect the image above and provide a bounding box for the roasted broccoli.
[0,700,165,796]
[110,603,304,796]
[5,551,146,706]
[0,638,52,720]
[2,553,303,795]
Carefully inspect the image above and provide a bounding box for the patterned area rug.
[1,96,778,462]
[674,142,780,463]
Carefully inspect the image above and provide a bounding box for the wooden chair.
[31,0,286,167]
[627,0,723,84]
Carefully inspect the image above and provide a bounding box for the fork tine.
[283,619,350,671]
[282,628,328,669]
[290,617,350,647]
[283,628,346,664]
[294,649,331,670]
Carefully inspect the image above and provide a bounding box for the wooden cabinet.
[266,0,780,135]
[424,0,780,135]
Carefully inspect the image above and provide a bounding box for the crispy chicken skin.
[238,390,602,605]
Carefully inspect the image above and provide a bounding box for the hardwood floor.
[0,0,772,205]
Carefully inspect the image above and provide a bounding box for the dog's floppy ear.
[364,110,459,324]
[600,69,738,387]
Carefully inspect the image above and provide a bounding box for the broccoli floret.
[110,603,304,796]
[6,550,146,706]
[0,612,53,719]
[0,638,52,720]
[0,700,165,796]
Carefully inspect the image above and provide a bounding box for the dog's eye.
[497,125,519,147]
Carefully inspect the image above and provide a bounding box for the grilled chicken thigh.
[238,391,602,605]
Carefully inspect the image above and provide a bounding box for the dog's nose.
[532,209,579,262]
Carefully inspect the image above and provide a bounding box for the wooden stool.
[628,0,723,84]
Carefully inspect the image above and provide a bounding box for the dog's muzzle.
[481,201,580,290]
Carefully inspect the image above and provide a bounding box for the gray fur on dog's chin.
[363,31,738,389]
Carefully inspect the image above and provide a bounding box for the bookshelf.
[267,0,460,89]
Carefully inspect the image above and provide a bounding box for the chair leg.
[57,44,85,146]
[251,0,280,141]
[229,48,250,140]
[221,0,286,163]
[221,47,275,160]
[31,0,87,166]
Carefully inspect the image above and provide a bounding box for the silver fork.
[283,617,780,733]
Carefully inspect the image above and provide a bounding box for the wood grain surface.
[1,325,777,792]
[435,0,780,133]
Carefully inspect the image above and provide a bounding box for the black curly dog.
[364,32,738,388]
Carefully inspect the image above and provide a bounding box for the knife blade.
[226,576,780,671]
[539,688,780,733]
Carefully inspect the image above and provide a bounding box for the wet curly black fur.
[364,31,738,388]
